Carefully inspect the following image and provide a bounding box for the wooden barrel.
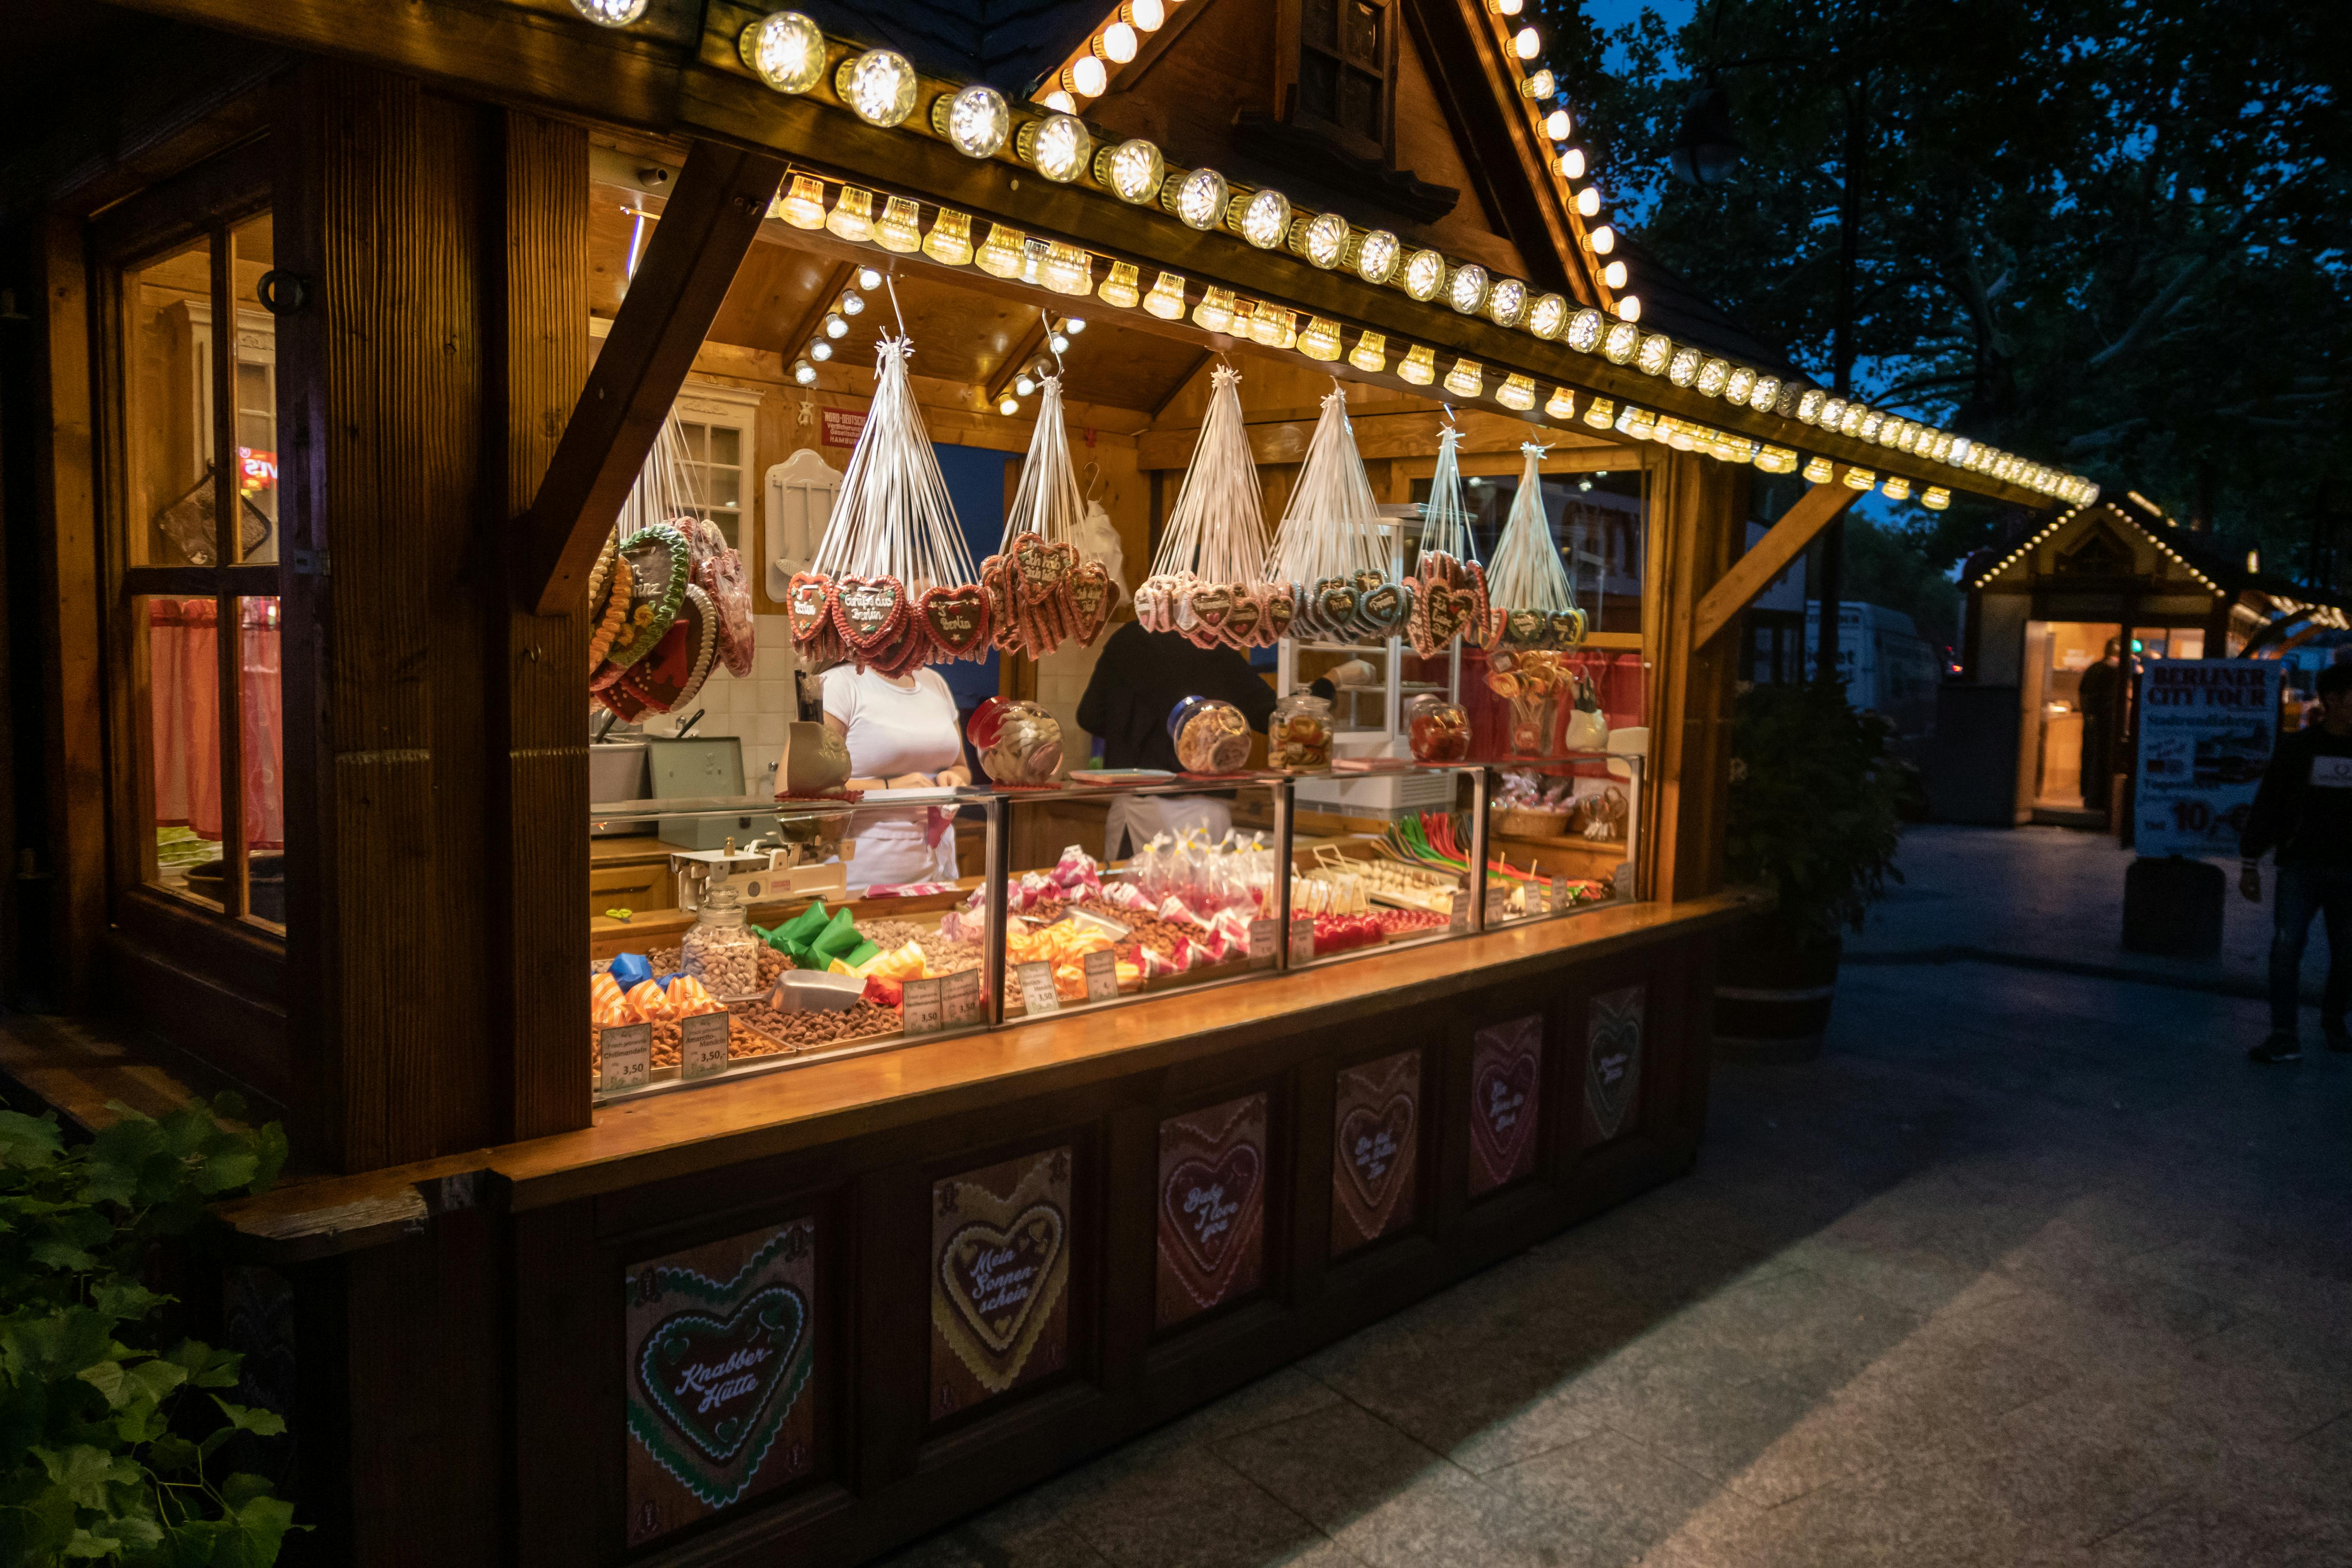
[1713,927,1840,1062]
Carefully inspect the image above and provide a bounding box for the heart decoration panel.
[1581,984,1646,1147]
[1467,1014,1544,1197]
[624,1219,818,1547]
[930,1147,1074,1420]
[1155,1094,1270,1327]
[1330,1050,1421,1256]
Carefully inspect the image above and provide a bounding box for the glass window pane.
[710,426,740,467]
[238,597,286,931]
[230,213,278,562]
[122,235,216,568]
[708,471,741,511]
[141,594,225,910]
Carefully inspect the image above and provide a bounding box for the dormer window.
[1296,0,1393,159]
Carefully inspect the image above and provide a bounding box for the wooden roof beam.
[1690,473,1862,649]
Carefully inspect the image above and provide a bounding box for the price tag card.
[1485,885,1509,925]
[900,976,944,1035]
[679,1012,731,1080]
[1449,896,1470,936]
[1017,960,1061,1016]
[941,968,984,1026]
[1549,876,1567,914]
[1247,918,1279,965]
[1082,947,1120,1001]
[598,1022,651,1093]
[1289,919,1317,966]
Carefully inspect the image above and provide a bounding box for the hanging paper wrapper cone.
[1409,422,1486,656]
[1483,441,1586,652]
[990,374,1114,657]
[1137,364,1290,650]
[796,334,989,674]
[1268,380,1413,648]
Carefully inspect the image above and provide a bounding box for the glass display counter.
[586,761,1644,1104]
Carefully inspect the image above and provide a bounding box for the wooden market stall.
[0,1,2090,1562]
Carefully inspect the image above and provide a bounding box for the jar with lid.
[1167,695,1253,774]
[1268,689,1334,772]
[968,696,1065,784]
[1404,693,1471,763]
[679,881,766,1000]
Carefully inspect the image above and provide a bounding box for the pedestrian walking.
[2241,660,2352,1062]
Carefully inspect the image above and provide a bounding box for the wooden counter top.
[209,889,1765,1252]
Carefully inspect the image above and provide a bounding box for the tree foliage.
[1544,0,2352,577]
[0,1098,295,1566]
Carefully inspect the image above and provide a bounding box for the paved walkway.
[879,828,2352,1568]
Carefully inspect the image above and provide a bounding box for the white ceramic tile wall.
[635,615,799,791]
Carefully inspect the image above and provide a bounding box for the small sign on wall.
[1467,1014,1543,1197]
[819,407,867,448]
[1581,985,1646,1146]
[1155,1094,1268,1327]
[930,1147,1073,1420]
[1331,1050,1420,1256]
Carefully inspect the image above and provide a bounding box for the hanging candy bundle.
[1134,364,1295,649]
[1269,382,1414,646]
[788,334,990,675]
[588,414,755,720]
[1480,441,1588,652]
[1407,422,1489,657]
[987,373,1116,658]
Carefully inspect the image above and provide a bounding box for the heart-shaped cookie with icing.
[1067,564,1113,646]
[832,575,906,655]
[1501,608,1548,647]
[921,585,992,660]
[1261,585,1297,643]
[1188,581,1234,632]
[1221,590,1265,649]
[1313,578,1359,634]
[787,571,835,643]
[1358,580,1409,635]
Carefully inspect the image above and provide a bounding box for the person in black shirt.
[1077,622,1283,859]
[2239,660,2352,1062]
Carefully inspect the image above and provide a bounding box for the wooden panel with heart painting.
[1155,1093,1270,1328]
[930,1146,1075,1421]
[1330,1049,1422,1257]
[1580,984,1647,1148]
[624,1218,818,1549]
[1467,1014,1545,1198]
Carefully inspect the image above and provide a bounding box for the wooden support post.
[1643,450,1746,902]
[1689,473,1862,651]
[514,138,784,616]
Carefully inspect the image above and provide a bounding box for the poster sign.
[930,1146,1072,1420]
[1467,1015,1543,1196]
[625,1219,817,1546]
[819,407,866,448]
[1331,1050,1419,1256]
[1582,985,1645,1146]
[1155,1094,1268,1326]
[2133,660,2280,857]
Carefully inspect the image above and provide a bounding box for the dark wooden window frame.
[1280,0,1400,166]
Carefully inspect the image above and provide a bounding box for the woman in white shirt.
[820,663,970,890]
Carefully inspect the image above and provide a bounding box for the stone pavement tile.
[2173,1312,2352,1443]
[1993,1224,2239,1345]
[1048,1442,1337,1568]
[2125,1236,2352,1338]
[1636,1445,2045,1568]
[2085,1443,2352,1568]
[1161,1367,1345,1452]
[2296,1411,2352,1468]
[875,1517,1115,1568]
[1212,1402,1559,1568]
[1480,1428,1730,1568]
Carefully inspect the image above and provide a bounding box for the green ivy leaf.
[0,1110,65,1169]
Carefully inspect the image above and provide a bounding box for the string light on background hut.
[1444,358,1484,398]
[1165,167,1229,230]
[1601,260,1627,289]
[1615,293,1642,321]
[1882,475,1911,500]
[1122,0,1165,29]
[1230,188,1292,248]
[779,174,827,229]
[1398,344,1437,385]
[935,85,1011,157]
[1545,386,1575,420]
[1300,317,1343,361]
[1402,249,1446,300]
[1292,210,1351,268]
[1099,261,1142,308]
[1696,358,1730,397]
[1803,455,1834,482]
[1636,333,1674,376]
[1583,396,1616,429]
[1348,229,1400,284]
[825,186,874,242]
[1192,285,1237,332]
[1567,308,1604,351]
[793,356,818,385]
[1143,271,1186,319]
[1486,277,1528,328]
[1020,113,1092,181]
[1015,369,1038,397]
[838,49,917,126]
[1602,320,1639,363]
[1757,445,1797,473]
[1527,294,1567,339]
[1096,19,1138,62]
[1096,138,1165,203]
[1588,224,1616,254]
[1843,465,1877,491]
[572,0,647,26]
[1545,108,1571,139]
[923,209,974,265]
[876,197,922,251]
[1063,55,1108,98]
[1558,148,1586,179]
[1796,388,1825,423]
[1348,331,1388,373]
[1445,263,1489,315]
[1513,26,1540,58]
[1498,374,1537,411]
[1922,486,1951,510]
[1666,345,1699,386]
[739,10,826,91]
[1749,374,1781,411]
[1064,317,1086,334]
[1521,68,1556,98]
[976,223,1026,278]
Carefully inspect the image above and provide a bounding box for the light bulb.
[1294,210,1350,268]
[1398,344,1437,385]
[934,84,1011,158]
[1231,187,1291,248]
[1583,397,1615,429]
[572,0,648,27]
[1797,388,1826,423]
[792,357,817,386]
[1041,244,1089,297]
[1839,403,1865,437]
[1513,26,1540,59]
[1557,147,1585,179]
[1015,373,1036,397]
[1545,109,1570,139]
[1402,248,1445,300]
[824,186,873,242]
[923,209,974,266]
[808,339,832,362]
[1492,0,1523,13]
[1923,486,1951,511]
[1250,306,1293,348]
[1350,229,1400,284]
[1803,455,1833,483]
[1859,408,1885,442]
[1637,333,1674,376]
[1616,293,1642,322]
[1096,138,1164,204]
[1098,21,1137,62]
[1527,293,1567,340]
[1567,308,1604,352]
[738,10,826,92]
[1000,395,1020,416]
[1602,321,1639,363]
[1124,0,1165,29]
[778,174,827,229]
[1522,69,1556,98]
[1497,374,1536,411]
[975,222,1026,278]
[1724,366,1757,405]
[1165,167,1229,230]
[1545,387,1575,420]
[1192,286,1236,333]
[1064,317,1086,334]
[1576,186,1602,217]
[1666,345,1698,385]
[1588,224,1615,254]
[1882,475,1911,500]
[1143,271,1185,319]
[1049,331,1072,353]
[1844,466,1876,491]
[822,312,847,339]
[1042,90,1076,113]
[1065,55,1108,98]
[876,199,921,253]
[1018,113,1092,182]
[1445,262,1489,315]
[1098,262,1141,308]
[1486,277,1527,328]
[1819,397,1848,429]
[836,49,916,127]
[1348,331,1387,374]
[1750,375,1782,412]
[1602,259,1627,289]
[839,290,864,315]
[1300,317,1342,361]
[1696,358,1730,397]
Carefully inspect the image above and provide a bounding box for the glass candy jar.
[679,881,766,1000]
[1268,689,1334,772]
[1404,693,1471,763]
[1167,695,1253,774]
[968,696,1065,785]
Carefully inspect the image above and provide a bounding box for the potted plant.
[1715,679,1912,1058]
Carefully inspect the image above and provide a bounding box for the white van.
[1801,600,1942,738]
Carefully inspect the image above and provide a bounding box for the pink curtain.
[148,598,283,850]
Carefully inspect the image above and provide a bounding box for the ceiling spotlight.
[791,357,816,386]
[1049,331,1071,353]
[822,312,848,338]
[807,338,833,362]
[1064,316,1087,334]
[1042,90,1076,113]
[839,290,865,315]
[856,266,883,291]
[998,394,1020,415]
[1015,373,1037,396]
